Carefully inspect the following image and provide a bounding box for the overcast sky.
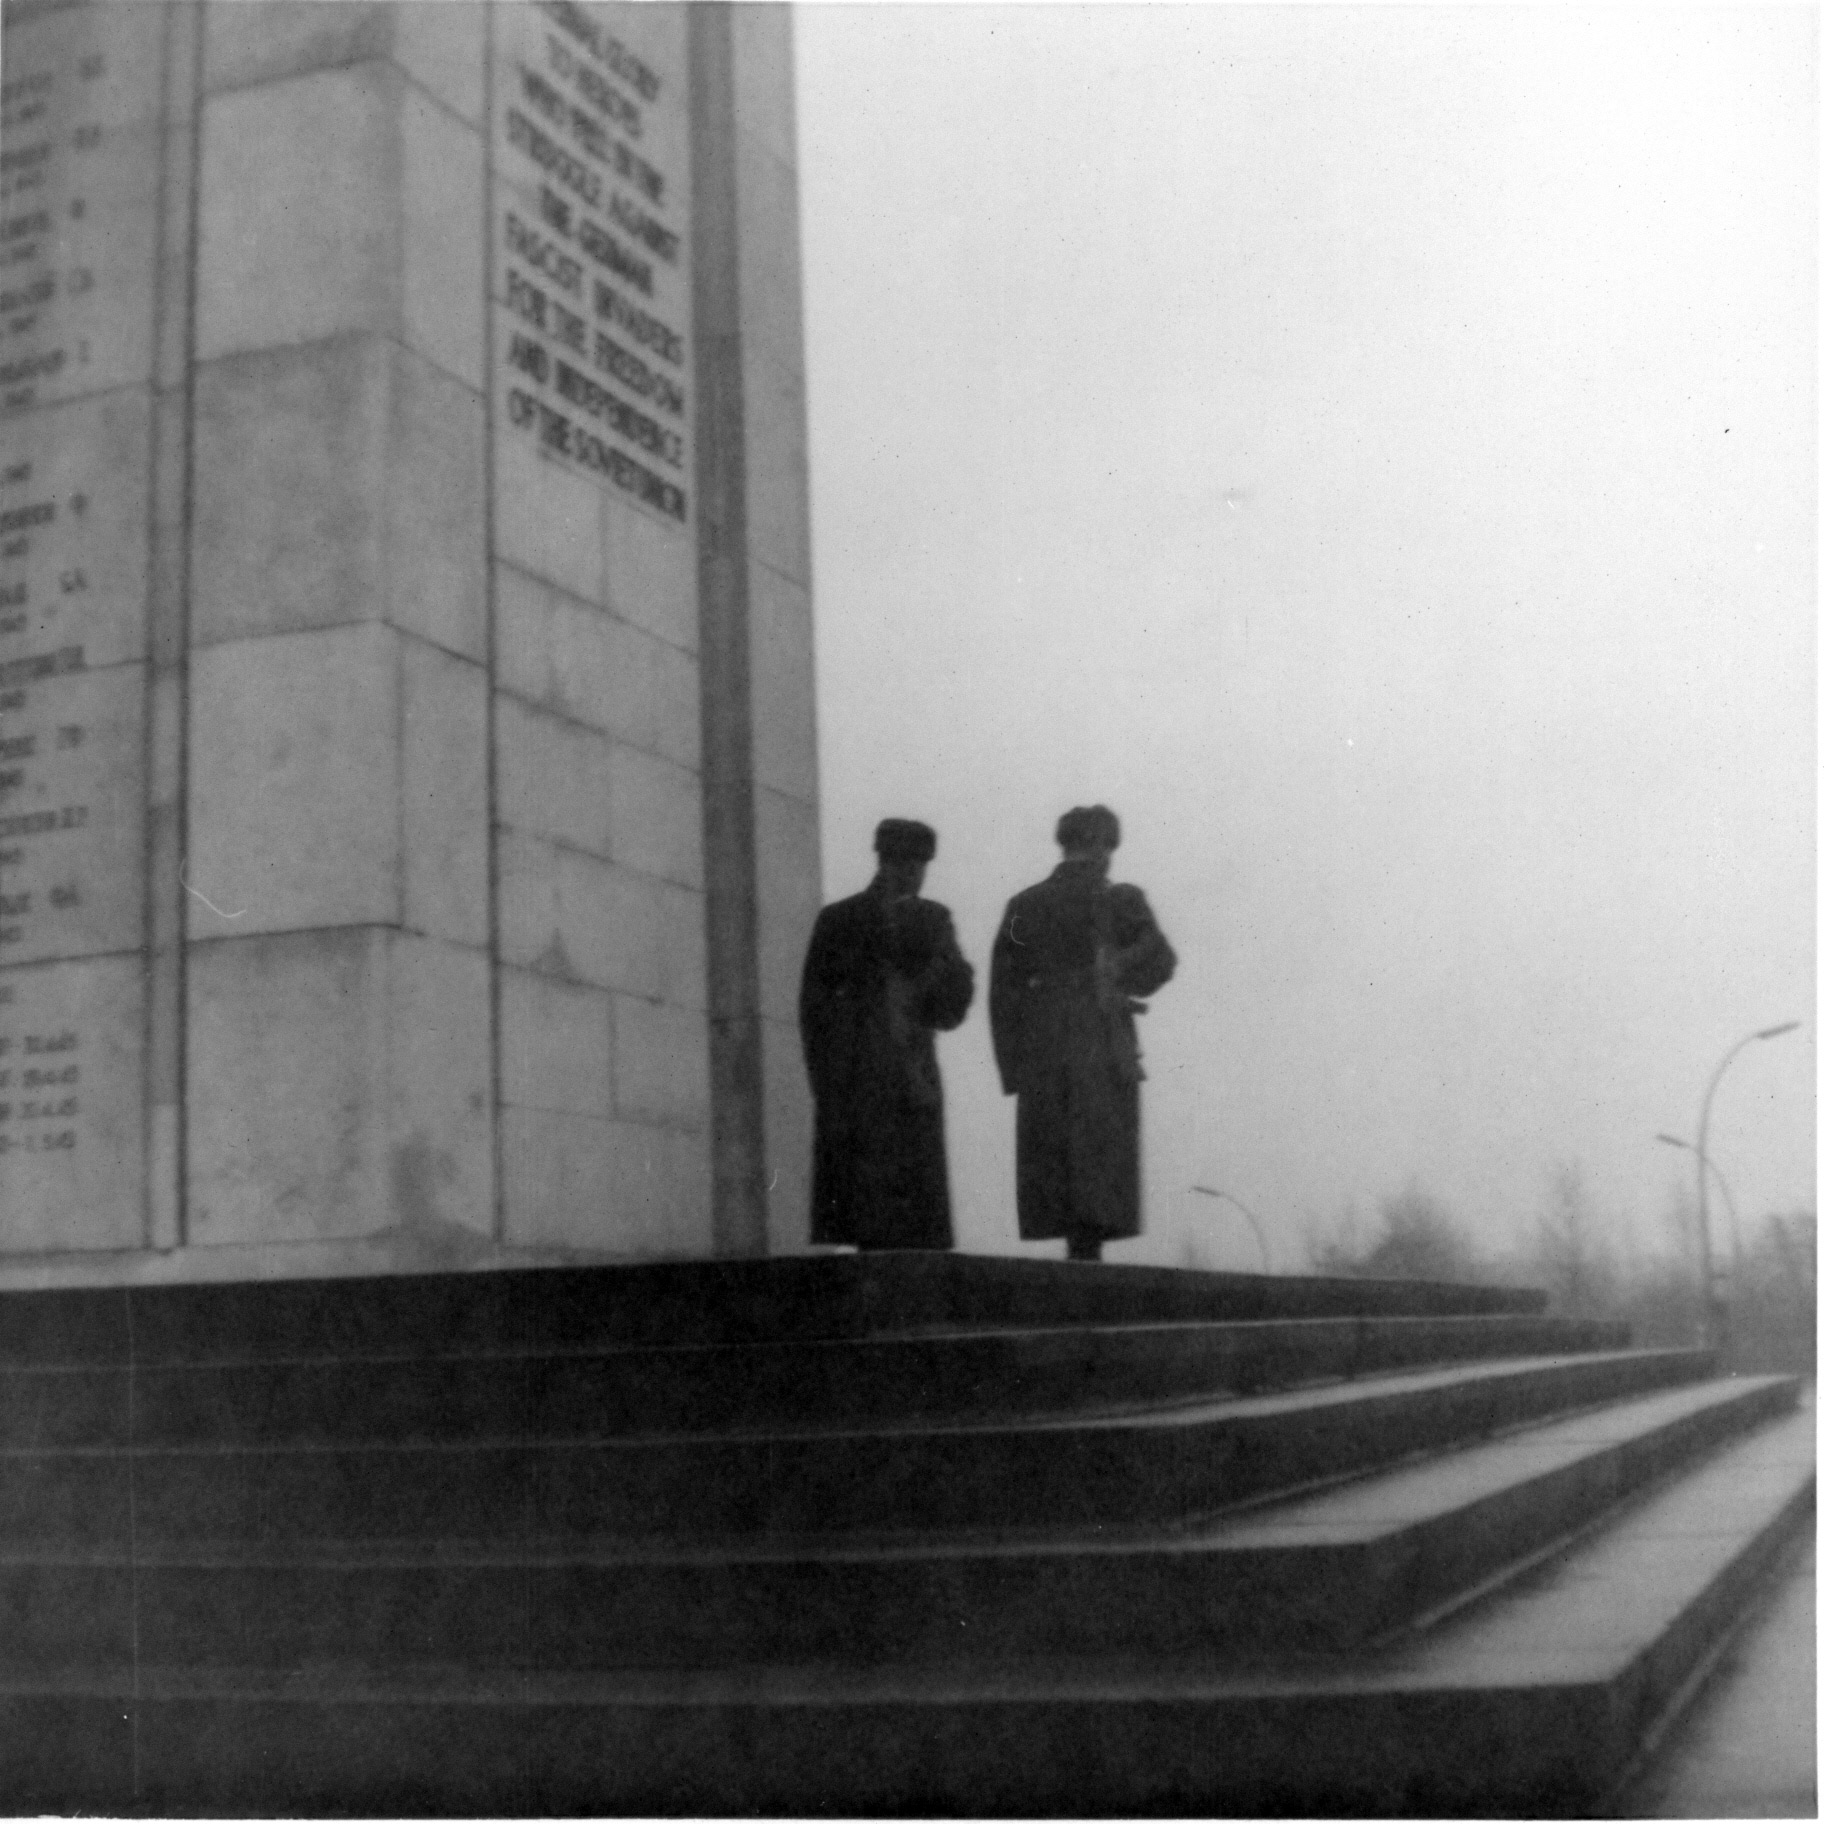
[792,4,1816,1272]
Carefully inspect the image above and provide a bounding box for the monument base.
[0,1253,1808,1815]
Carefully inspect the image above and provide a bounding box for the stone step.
[8,1406,1804,1816]
[0,1312,1630,1448]
[0,1254,1547,1370]
[0,1348,1710,1548]
[0,1374,1790,1679]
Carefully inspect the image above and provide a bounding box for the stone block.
[492,414,605,607]
[603,496,697,654]
[614,994,709,1129]
[384,932,493,1239]
[496,830,705,1008]
[735,139,806,379]
[0,116,165,411]
[400,638,488,945]
[753,786,822,1026]
[190,338,384,646]
[0,951,144,1254]
[761,1012,814,1254]
[392,2,487,126]
[191,335,486,659]
[205,0,484,123]
[730,4,799,168]
[11,0,170,127]
[501,1107,712,1259]
[0,661,146,966]
[608,745,703,890]
[384,336,488,660]
[499,967,612,1120]
[743,351,812,587]
[187,624,398,940]
[748,564,818,803]
[0,389,152,670]
[204,2,395,93]
[400,82,485,390]
[494,694,614,860]
[200,25,482,386]
[187,927,490,1247]
[494,562,702,769]
[197,63,402,360]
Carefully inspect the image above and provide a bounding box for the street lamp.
[1190,1186,1272,1273]
[1685,1022,1799,1349]
[1655,1133,1742,1290]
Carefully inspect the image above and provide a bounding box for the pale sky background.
[792,3,1816,1273]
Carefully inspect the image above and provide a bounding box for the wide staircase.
[0,1253,1810,1815]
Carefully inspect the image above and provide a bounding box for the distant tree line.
[1301,1165,1816,1376]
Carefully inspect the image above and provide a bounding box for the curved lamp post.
[1685,1022,1799,1348]
[1190,1185,1272,1273]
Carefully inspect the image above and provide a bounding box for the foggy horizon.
[794,3,1816,1274]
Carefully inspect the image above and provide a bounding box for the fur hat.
[874,818,938,863]
[1055,804,1121,851]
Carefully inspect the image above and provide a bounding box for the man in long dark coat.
[800,819,975,1250]
[990,805,1176,1261]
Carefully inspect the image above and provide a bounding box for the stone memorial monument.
[0,0,821,1286]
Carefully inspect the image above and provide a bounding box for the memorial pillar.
[0,0,819,1282]
[690,3,821,1257]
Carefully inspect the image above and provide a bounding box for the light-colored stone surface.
[499,966,612,1120]
[743,350,813,587]
[603,496,698,653]
[501,1105,711,1258]
[495,693,615,859]
[1,388,154,670]
[0,660,146,965]
[204,1,396,94]
[383,931,493,1241]
[383,341,488,660]
[760,1010,813,1253]
[0,950,144,1253]
[392,2,487,127]
[495,562,702,768]
[735,139,807,379]
[489,0,695,547]
[400,80,485,390]
[753,784,823,1026]
[1,0,820,1276]
[197,64,403,360]
[0,122,164,413]
[11,0,169,129]
[189,624,487,946]
[191,335,486,660]
[0,4,168,411]
[187,623,399,939]
[205,0,487,128]
[614,992,709,1128]
[191,337,387,645]
[731,5,799,168]
[497,828,706,1007]
[492,417,608,607]
[187,925,490,1247]
[748,562,818,803]
[400,636,488,945]
[609,743,704,889]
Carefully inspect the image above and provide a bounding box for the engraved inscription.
[0,951,143,1250]
[0,1,164,414]
[0,5,160,1234]
[494,3,690,524]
